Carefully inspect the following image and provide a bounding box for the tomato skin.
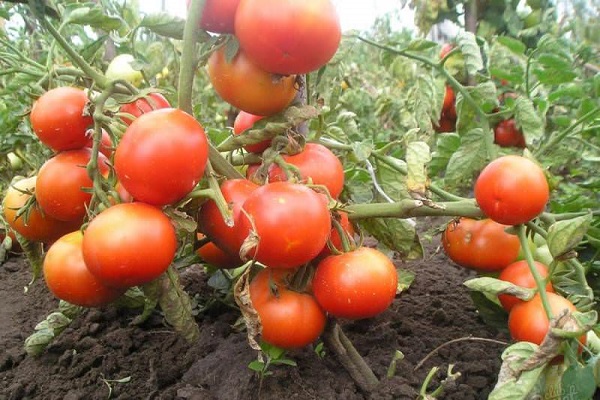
[196,234,242,269]
[442,85,457,120]
[442,218,521,271]
[434,116,456,133]
[187,0,240,33]
[30,87,92,151]
[508,292,581,346]
[114,108,209,206]
[237,182,331,269]
[498,260,554,311]
[250,268,326,349]
[207,48,297,116]
[235,0,341,75]
[119,92,171,126]
[494,119,526,148]
[475,155,549,226]
[233,111,269,153]
[44,231,124,307]
[36,148,109,222]
[2,177,80,243]
[82,202,177,289]
[198,179,258,256]
[246,143,345,198]
[313,247,397,320]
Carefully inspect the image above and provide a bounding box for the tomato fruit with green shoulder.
[250,268,326,349]
[114,108,208,206]
[44,231,124,307]
[498,260,554,311]
[475,155,549,226]
[312,247,398,319]
[30,87,92,151]
[82,202,177,289]
[442,218,520,271]
[237,182,331,269]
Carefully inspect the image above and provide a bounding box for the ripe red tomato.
[442,218,520,271]
[207,47,297,116]
[36,148,109,222]
[508,292,582,346]
[198,179,258,256]
[82,202,177,288]
[442,85,457,120]
[237,182,331,269]
[498,260,554,311]
[434,115,456,133]
[233,111,269,153]
[44,231,124,307]
[2,177,80,243]
[317,211,355,259]
[196,234,242,269]
[119,92,171,126]
[475,155,549,226]
[235,0,341,75]
[114,108,209,206]
[187,0,240,33]
[312,247,398,319]
[439,43,454,59]
[250,268,326,349]
[494,119,526,148]
[85,128,113,158]
[246,143,345,198]
[30,87,92,151]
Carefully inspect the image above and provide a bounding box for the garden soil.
[1,220,509,400]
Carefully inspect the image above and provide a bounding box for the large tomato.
[114,108,208,206]
[237,182,331,269]
[2,176,80,243]
[508,292,582,346]
[442,85,457,120]
[494,119,526,148]
[119,92,171,126]
[498,260,554,311]
[187,0,240,33]
[44,231,124,307]
[196,233,242,269]
[475,155,549,225]
[36,148,109,222]
[442,218,520,271]
[250,268,326,349]
[82,202,177,289]
[198,179,258,256]
[207,47,297,116]
[247,143,345,198]
[235,0,341,75]
[312,247,398,319]
[233,111,269,153]
[30,87,92,151]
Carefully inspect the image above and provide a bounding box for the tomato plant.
[29,87,93,151]
[114,108,209,206]
[82,202,177,289]
[312,247,398,319]
[233,111,268,153]
[442,218,521,271]
[36,148,109,222]
[85,128,113,158]
[43,231,124,307]
[474,156,550,226]
[119,92,171,126]
[494,119,526,148]
[317,211,355,259]
[497,260,554,311]
[235,0,341,75]
[250,268,326,348]
[207,47,298,116]
[237,182,331,269]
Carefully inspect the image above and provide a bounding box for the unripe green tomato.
[7,152,23,170]
[523,10,542,28]
[105,54,143,87]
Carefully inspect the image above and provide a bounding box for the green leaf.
[407,39,437,51]
[412,76,437,131]
[358,218,423,260]
[496,36,526,55]
[429,133,461,176]
[139,13,186,40]
[464,277,535,301]
[514,97,544,144]
[561,365,596,400]
[271,359,297,367]
[456,30,483,75]
[350,141,374,163]
[456,82,497,133]
[406,141,431,196]
[131,280,160,325]
[397,268,415,293]
[445,128,495,189]
[374,158,410,201]
[547,214,593,259]
[248,360,265,373]
[158,268,200,342]
[469,291,509,331]
[24,330,56,357]
[64,6,123,31]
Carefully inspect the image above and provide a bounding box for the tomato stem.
[517,224,554,319]
[204,162,234,228]
[178,0,206,113]
[345,199,484,220]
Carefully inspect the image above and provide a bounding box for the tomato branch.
[535,106,600,157]
[345,199,483,220]
[178,0,206,113]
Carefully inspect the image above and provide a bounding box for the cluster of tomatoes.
[443,155,583,350]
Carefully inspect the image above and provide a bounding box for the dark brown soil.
[0,222,508,400]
